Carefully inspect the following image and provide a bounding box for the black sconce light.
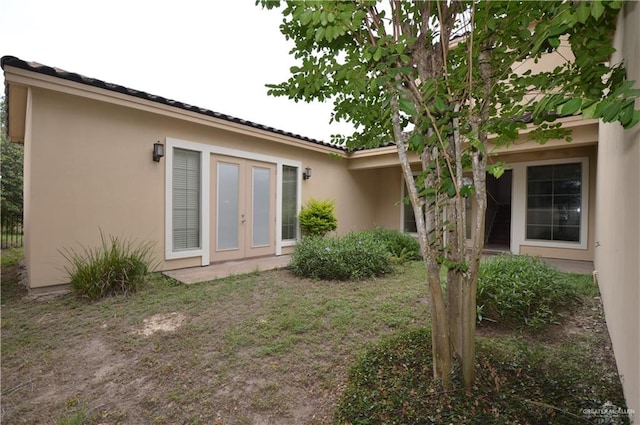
[153,141,165,162]
[303,166,312,180]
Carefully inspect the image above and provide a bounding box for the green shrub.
[335,328,628,424]
[476,255,580,330]
[298,198,338,236]
[62,232,157,300]
[290,232,391,280]
[365,228,421,263]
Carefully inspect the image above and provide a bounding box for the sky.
[0,0,353,142]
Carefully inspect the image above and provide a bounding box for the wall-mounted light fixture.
[153,141,165,162]
[303,166,312,180]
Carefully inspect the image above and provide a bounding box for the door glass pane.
[218,162,239,250]
[252,167,271,246]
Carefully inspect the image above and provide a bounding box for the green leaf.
[300,10,313,25]
[325,26,334,41]
[582,102,598,119]
[591,0,605,20]
[460,184,474,198]
[623,110,640,129]
[602,102,623,122]
[373,47,382,62]
[576,2,590,24]
[407,132,424,151]
[558,98,582,116]
[487,163,506,179]
[398,97,417,116]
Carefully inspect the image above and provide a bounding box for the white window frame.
[164,137,302,265]
[511,157,589,251]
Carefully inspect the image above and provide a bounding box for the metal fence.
[1,216,24,249]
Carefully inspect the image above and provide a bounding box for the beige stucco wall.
[21,86,376,288]
[302,156,378,234]
[371,167,403,229]
[363,144,598,262]
[595,2,640,420]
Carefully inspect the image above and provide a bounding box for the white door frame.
[164,137,302,265]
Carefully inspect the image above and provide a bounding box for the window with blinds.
[526,162,582,242]
[281,165,298,240]
[173,148,201,251]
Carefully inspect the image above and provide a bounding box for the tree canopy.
[1,97,24,222]
[260,0,639,389]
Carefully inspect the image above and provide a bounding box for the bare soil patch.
[134,312,186,337]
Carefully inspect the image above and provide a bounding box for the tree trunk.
[427,256,452,388]
[391,89,453,389]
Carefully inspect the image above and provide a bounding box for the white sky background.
[0,0,354,142]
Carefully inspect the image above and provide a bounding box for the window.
[403,183,473,238]
[526,163,581,242]
[172,148,201,251]
[403,193,418,233]
[281,165,298,240]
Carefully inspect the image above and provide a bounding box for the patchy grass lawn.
[1,251,623,424]
[1,254,429,424]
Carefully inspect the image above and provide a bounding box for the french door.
[210,155,276,262]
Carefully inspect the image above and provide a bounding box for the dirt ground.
[0,259,621,425]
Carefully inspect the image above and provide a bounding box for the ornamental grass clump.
[290,232,391,281]
[62,232,158,300]
[476,255,580,330]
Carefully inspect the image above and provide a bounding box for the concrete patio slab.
[163,255,292,284]
[163,253,593,286]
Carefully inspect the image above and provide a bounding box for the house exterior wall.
[363,144,597,262]
[502,145,597,261]
[21,86,376,289]
[372,167,403,229]
[595,1,640,420]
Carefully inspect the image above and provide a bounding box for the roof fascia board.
[3,65,347,157]
[348,117,598,169]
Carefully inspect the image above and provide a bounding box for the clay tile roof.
[1,55,345,151]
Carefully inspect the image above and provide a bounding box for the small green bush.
[290,232,391,280]
[298,198,338,236]
[365,228,421,263]
[62,232,157,300]
[476,255,580,330]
